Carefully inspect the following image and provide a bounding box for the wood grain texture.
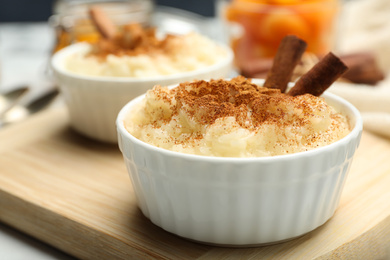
[0,107,389,259]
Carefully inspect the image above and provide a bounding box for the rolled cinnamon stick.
[340,52,384,85]
[89,6,117,39]
[287,52,348,96]
[264,35,307,92]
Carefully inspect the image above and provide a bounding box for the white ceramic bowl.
[116,79,363,246]
[51,42,233,143]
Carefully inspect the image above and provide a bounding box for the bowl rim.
[116,79,363,163]
[51,41,234,83]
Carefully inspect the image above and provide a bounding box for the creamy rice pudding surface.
[125,77,350,157]
[65,25,228,77]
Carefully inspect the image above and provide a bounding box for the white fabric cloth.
[330,0,390,138]
[329,80,390,138]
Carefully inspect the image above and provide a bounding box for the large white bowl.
[116,79,363,246]
[51,42,233,143]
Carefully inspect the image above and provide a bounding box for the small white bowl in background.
[116,79,363,246]
[51,42,233,143]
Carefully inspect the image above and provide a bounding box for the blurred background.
[0,0,216,21]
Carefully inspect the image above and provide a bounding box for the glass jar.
[49,0,154,52]
[218,0,340,68]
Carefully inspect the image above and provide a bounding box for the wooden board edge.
[315,215,390,260]
[0,189,170,260]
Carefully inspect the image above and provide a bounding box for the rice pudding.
[65,24,229,78]
[124,76,350,157]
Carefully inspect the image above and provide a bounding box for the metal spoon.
[0,88,59,127]
[0,87,29,116]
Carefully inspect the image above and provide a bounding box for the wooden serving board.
[0,106,389,259]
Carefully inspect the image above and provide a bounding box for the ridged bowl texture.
[116,79,363,246]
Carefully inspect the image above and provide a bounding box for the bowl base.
[178,233,307,248]
[172,215,335,247]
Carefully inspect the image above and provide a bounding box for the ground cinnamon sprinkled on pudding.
[65,24,228,77]
[88,24,174,59]
[125,76,350,157]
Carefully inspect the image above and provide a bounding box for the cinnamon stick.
[340,52,384,85]
[263,35,307,92]
[287,52,348,96]
[89,6,117,39]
